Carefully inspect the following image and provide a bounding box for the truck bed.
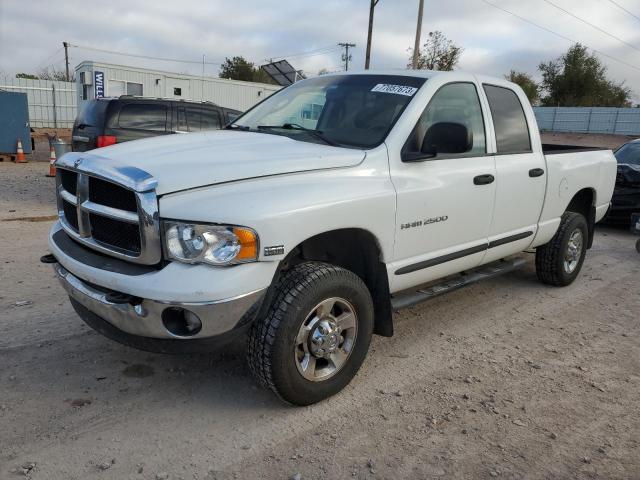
[542,143,609,154]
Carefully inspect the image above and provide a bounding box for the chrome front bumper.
[55,263,266,340]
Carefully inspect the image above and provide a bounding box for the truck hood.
[68,131,365,195]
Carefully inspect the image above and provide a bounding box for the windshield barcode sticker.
[371,84,419,96]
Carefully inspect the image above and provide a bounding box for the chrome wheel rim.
[564,229,583,274]
[295,297,357,382]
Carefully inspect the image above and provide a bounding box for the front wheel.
[535,212,588,286]
[247,262,374,405]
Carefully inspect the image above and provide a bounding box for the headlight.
[162,221,258,266]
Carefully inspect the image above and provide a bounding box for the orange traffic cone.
[46,144,56,177]
[15,139,26,163]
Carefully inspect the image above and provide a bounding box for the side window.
[118,103,167,131]
[226,111,240,123]
[403,82,486,160]
[126,82,143,96]
[185,106,221,131]
[483,85,531,154]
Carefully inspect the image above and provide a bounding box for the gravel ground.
[0,137,639,480]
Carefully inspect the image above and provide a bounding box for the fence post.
[586,108,593,133]
[51,83,58,129]
[551,108,558,131]
[613,109,620,135]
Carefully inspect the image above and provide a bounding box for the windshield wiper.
[256,123,339,146]
[225,124,250,130]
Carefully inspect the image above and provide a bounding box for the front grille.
[62,200,79,230]
[89,177,138,212]
[60,170,78,195]
[90,214,141,253]
[55,165,160,264]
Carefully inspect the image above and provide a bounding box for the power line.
[71,42,337,71]
[541,0,640,53]
[34,47,63,71]
[69,44,222,65]
[479,0,640,72]
[265,45,340,62]
[604,0,640,23]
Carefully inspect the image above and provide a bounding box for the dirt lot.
[1,144,639,479]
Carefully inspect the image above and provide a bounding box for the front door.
[389,82,497,293]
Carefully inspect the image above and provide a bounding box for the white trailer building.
[75,61,281,113]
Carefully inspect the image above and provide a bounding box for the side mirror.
[421,122,473,157]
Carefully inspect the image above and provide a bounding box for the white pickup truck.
[47,71,616,405]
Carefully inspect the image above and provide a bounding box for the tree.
[219,56,276,84]
[318,68,330,76]
[538,44,631,107]
[15,67,74,82]
[407,31,462,71]
[38,66,73,82]
[504,70,540,104]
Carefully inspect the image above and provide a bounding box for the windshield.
[615,142,640,166]
[233,74,427,149]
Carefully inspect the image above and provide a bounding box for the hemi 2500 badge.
[264,245,285,256]
[401,216,448,230]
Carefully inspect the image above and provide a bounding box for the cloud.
[0,0,638,101]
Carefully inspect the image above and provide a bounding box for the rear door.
[110,101,171,143]
[389,81,497,292]
[481,83,546,263]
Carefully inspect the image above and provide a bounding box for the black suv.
[72,97,242,152]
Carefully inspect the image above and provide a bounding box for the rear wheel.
[535,212,588,286]
[248,262,374,405]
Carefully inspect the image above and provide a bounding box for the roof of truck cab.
[322,69,507,83]
[320,69,520,92]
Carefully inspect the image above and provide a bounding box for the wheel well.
[280,229,393,337]
[566,188,596,248]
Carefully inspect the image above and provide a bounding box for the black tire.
[535,212,588,286]
[247,262,374,406]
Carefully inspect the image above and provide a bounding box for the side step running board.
[390,257,527,311]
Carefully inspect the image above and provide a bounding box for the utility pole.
[412,0,424,69]
[63,41,70,81]
[365,0,379,70]
[338,42,356,71]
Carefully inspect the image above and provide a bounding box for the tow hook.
[40,254,58,264]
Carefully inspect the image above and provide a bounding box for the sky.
[1,0,639,101]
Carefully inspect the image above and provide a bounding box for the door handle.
[473,174,495,185]
[529,168,545,177]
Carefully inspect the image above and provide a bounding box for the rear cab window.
[117,103,168,131]
[75,101,109,129]
[225,110,240,124]
[483,85,531,154]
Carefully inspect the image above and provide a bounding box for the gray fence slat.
[534,107,640,136]
[0,76,76,128]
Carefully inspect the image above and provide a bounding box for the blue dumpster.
[0,91,32,154]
